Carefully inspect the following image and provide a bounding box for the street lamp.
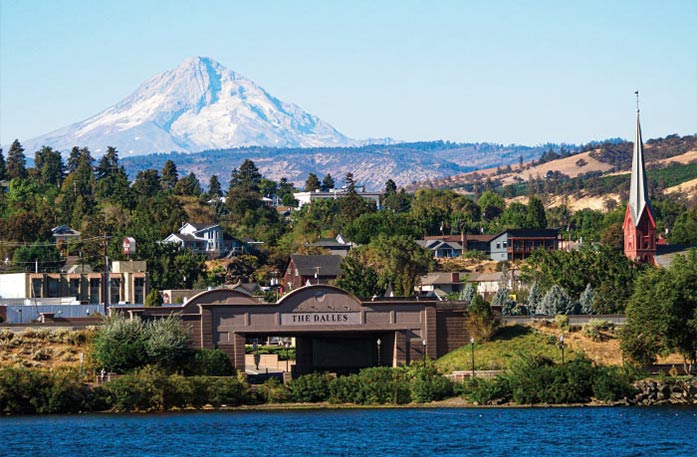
[377,338,382,366]
[422,339,427,361]
[470,337,476,378]
[559,335,565,365]
[284,341,291,373]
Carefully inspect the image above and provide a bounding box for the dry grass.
[0,328,92,370]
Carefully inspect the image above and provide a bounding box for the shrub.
[555,314,569,331]
[358,367,410,405]
[466,294,499,342]
[143,316,193,371]
[91,315,194,373]
[328,374,363,404]
[0,367,90,415]
[188,348,234,376]
[289,372,332,402]
[465,376,511,405]
[582,319,615,341]
[402,361,453,403]
[258,378,291,403]
[592,366,636,401]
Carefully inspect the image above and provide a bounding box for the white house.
[163,222,243,257]
[293,189,382,210]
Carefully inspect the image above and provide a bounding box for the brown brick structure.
[114,285,471,376]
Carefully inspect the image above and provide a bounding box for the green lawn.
[435,325,572,373]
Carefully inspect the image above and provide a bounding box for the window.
[496,242,501,249]
[134,278,145,304]
[47,278,59,297]
[110,278,121,304]
[69,279,80,299]
[89,279,101,304]
[32,279,43,298]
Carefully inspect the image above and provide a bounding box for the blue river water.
[1,407,696,456]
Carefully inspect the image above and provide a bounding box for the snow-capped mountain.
[22,57,355,155]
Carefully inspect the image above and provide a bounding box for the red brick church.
[623,94,656,264]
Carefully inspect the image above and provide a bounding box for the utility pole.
[103,234,109,315]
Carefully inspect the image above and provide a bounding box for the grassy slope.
[435,325,571,372]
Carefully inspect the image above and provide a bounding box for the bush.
[289,372,332,402]
[187,348,234,376]
[466,294,499,342]
[592,366,636,401]
[101,367,251,411]
[328,374,363,404]
[582,319,615,342]
[403,362,453,403]
[257,378,291,403]
[357,367,410,405]
[91,315,194,373]
[465,376,512,405]
[555,314,569,331]
[0,367,90,415]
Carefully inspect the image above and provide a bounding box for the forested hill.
[119,141,571,191]
[407,134,697,198]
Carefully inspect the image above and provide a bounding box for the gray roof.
[628,109,651,226]
[289,255,343,277]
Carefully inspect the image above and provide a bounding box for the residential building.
[283,255,343,290]
[306,235,353,257]
[163,222,244,257]
[423,234,494,255]
[489,229,559,261]
[417,271,467,297]
[294,189,382,210]
[417,239,463,258]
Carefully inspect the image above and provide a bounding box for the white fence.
[3,304,104,324]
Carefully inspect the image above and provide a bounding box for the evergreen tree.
[0,148,6,180]
[132,169,162,199]
[466,294,499,341]
[6,140,27,180]
[174,172,202,196]
[161,160,179,190]
[208,175,222,198]
[579,283,595,315]
[527,282,542,314]
[460,283,476,305]
[384,179,397,196]
[540,285,575,315]
[34,146,64,187]
[66,147,81,174]
[321,173,335,191]
[493,288,516,315]
[277,177,296,206]
[73,148,95,197]
[227,159,263,216]
[95,146,119,180]
[526,196,547,229]
[305,172,320,192]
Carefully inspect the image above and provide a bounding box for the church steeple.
[623,91,656,264]
[628,92,650,226]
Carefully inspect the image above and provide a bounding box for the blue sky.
[1,0,695,147]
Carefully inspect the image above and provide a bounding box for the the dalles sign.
[281,312,361,326]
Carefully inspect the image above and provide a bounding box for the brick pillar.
[231,333,246,372]
[200,306,214,349]
[424,306,437,359]
[393,330,407,366]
